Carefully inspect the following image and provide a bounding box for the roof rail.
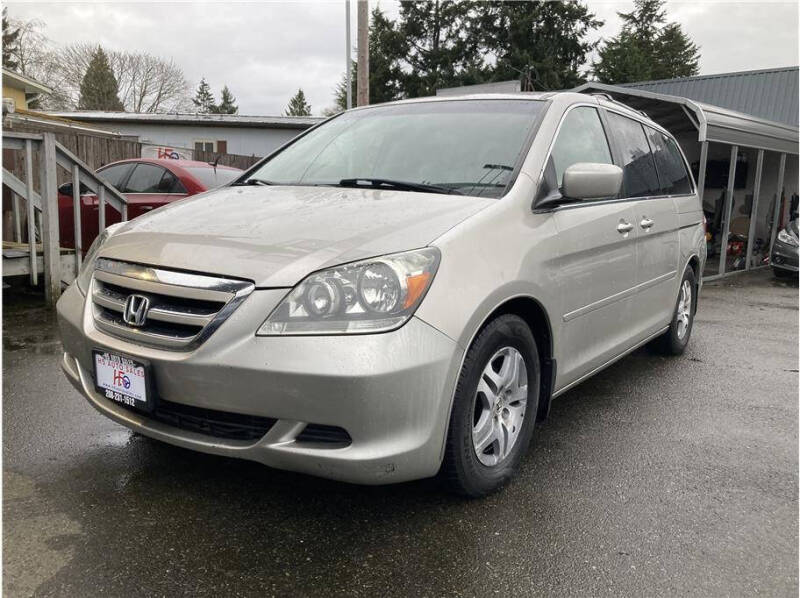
[589,92,650,118]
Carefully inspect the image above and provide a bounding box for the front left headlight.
[257,247,440,335]
[76,222,124,295]
[777,229,799,247]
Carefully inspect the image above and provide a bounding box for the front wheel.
[650,266,697,355]
[440,314,540,497]
[773,267,796,279]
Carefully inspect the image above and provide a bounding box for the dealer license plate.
[93,350,150,412]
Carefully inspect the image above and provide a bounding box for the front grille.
[91,258,254,350]
[151,399,276,441]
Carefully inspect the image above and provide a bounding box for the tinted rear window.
[607,112,660,198]
[124,164,168,193]
[97,163,134,189]
[646,127,692,195]
[185,167,241,190]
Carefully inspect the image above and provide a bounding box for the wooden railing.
[2,131,128,305]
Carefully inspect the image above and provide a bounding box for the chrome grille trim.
[91,258,255,351]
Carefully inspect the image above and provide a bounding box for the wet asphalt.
[2,269,798,597]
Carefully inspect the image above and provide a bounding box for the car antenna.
[209,154,221,173]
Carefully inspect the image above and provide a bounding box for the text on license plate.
[94,352,147,406]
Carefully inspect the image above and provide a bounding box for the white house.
[46,111,323,159]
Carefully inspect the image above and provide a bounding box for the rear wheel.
[441,315,540,497]
[650,266,697,355]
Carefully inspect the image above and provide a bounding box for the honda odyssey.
[57,93,706,496]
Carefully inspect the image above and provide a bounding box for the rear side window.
[549,107,613,187]
[183,167,241,190]
[97,163,134,189]
[124,164,168,193]
[606,112,660,198]
[646,128,692,195]
[160,169,187,193]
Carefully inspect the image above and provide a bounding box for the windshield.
[185,167,241,190]
[247,99,545,198]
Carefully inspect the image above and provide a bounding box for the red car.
[58,158,242,253]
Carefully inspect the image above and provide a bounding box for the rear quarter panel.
[675,194,707,285]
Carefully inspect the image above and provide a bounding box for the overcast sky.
[7,1,799,116]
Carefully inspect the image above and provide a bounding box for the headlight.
[258,247,440,335]
[76,223,124,294]
[777,229,798,247]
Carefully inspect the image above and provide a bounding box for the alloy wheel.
[472,347,528,467]
[676,279,692,339]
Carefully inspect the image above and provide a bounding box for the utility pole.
[345,0,352,109]
[356,0,369,107]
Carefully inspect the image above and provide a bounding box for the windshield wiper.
[337,178,462,195]
[231,178,274,186]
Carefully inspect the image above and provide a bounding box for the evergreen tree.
[212,85,238,114]
[285,88,311,116]
[2,8,19,71]
[593,0,700,83]
[192,77,216,113]
[333,7,405,112]
[333,61,356,113]
[653,22,700,80]
[367,7,405,103]
[476,1,602,91]
[397,0,484,98]
[78,47,124,111]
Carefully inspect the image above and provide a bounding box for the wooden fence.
[192,149,262,170]
[3,122,142,190]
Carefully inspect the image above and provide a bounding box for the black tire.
[773,267,795,279]
[650,266,697,356]
[441,314,540,497]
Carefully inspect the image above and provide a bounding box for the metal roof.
[574,82,798,154]
[44,111,322,129]
[617,66,799,127]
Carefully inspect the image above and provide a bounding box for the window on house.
[194,140,215,152]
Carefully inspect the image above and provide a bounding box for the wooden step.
[3,242,77,283]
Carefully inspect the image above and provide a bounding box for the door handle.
[640,217,654,229]
[617,221,634,234]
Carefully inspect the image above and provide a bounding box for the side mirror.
[57,181,92,197]
[562,163,623,201]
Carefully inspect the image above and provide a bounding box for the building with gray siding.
[45,111,323,159]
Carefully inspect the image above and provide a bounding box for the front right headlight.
[76,222,124,295]
[257,247,440,336]
[777,229,798,247]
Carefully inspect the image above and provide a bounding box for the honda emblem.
[123,294,150,327]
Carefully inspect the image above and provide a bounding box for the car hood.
[100,185,494,287]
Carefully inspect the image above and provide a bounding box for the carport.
[574,82,799,280]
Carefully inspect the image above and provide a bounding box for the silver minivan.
[57,92,706,496]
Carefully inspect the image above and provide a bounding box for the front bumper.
[57,282,463,484]
[771,240,799,272]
